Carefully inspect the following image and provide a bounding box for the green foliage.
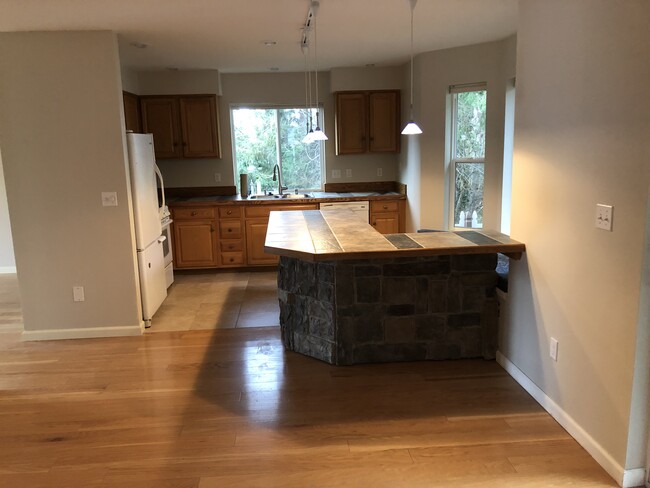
[453,90,486,227]
[233,108,323,194]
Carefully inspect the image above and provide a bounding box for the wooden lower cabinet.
[246,218,278,265]
[370,200,405,234]
[173,220,218,268]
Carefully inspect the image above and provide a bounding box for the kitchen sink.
[249,193,312,200]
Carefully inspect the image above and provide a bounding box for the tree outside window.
[451,89,486,229]
[232,107,323,193]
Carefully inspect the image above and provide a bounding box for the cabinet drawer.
[173,207,216,219]
[220,239,243,252]
[219,220,242,238]
[371,200,399,213]
[220,252,244,266]
[219,206,241,218]
[245,204,318,218]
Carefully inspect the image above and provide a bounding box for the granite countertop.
[264,209,525,261]
[168,191,405,206]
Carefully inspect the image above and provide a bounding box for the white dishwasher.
[319,201,370,223]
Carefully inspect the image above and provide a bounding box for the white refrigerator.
[126,133,168,328]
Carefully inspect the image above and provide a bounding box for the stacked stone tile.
[278,253,499,365]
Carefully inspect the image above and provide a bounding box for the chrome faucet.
[272,164,288,196]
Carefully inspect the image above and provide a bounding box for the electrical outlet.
[549,337,558,361]
[346,169,352,178]
[101,192,118,207]
[332,169,341,179]
[377,168,383,177]
[214,173,221,183]
[73,286,85,302]
[595,204,613,231]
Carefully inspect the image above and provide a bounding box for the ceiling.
[0,0,517,73]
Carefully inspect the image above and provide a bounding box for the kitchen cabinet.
[370,200,405,234]
[173,220,218,268]
[140,95,221,160]
[335,90,400,155]
[123,91,141,133]
[218,206,245,267]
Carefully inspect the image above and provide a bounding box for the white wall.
[399,37,516,232]
[0,149,16,272]
[505,0,650,481]
[330,66,402,92]
[0,31,142,337]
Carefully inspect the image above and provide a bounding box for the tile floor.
[149,269,280,332]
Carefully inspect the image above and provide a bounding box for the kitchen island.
[265,209,525,365]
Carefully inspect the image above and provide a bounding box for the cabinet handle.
[227,228,232,233]
[229,258,234,263]
[210,224,214,232]
[191,211,198,216]
[226,210,232,215]
[383,205,388,210]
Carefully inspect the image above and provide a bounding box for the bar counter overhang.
[265,210,525,366]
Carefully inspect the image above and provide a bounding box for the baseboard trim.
[496,351,642,488]
[622,468,645,488]
[0,266,16,274]
[22,323,143,341]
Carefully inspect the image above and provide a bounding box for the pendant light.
[310,0,328,141]
[402,0,422,135]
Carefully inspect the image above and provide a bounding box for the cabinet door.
[123,91,141,133]
[179,96,221,158]
[173,220,218,268]
[245,218,279,265]
[371,212,400,234]
[140,97,182,159]
[369,91,400,153]
[335,93,367,155]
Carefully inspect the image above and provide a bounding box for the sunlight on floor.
[149,270,280,332]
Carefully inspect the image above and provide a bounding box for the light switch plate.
[345,169,352,178]
[73,286,85,302]
[550,337,558,361]
[332,169,341,179]
[377,168,383,177]
[101,192,118,207]
[596,204,613,231]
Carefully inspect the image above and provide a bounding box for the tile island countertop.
[264,209,525,261]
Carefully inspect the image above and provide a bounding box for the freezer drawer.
[138,236,168,324]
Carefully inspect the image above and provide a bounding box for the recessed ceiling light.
[130,42,148,49]
[269,67,280,71]
[263,41,277,47]
[365,63,376,68]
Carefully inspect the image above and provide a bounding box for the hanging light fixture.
[301,34,315,144]
[310,0,328,141]
[402,0,422,135]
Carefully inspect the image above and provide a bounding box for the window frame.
[448,84,487,230]
[230,103,326,193]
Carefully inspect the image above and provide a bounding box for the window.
[231,107,324,193]
[449,86,486,229]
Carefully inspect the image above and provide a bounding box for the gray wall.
[505,0,650,475]
[0,150,15,272]
[398,37,516,232]
[0,31,142,336]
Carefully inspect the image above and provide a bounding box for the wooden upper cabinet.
[368,92,399,153]
[140,97,182,159]
[122,91,142,133]
[335,93,367,155]
[140,95,221,160]
[179,96,221,158]
[335,90,400,155]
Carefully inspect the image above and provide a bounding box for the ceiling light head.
[263,40,277,47]
[312,128,328,141]
[408,0,418,11]
[269,67,280,71]
[401,121,423,135]
[130,42,148,49]
[302,130,315,144]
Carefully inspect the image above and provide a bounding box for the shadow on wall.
[0,149,16,272]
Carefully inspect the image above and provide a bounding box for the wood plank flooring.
[0,273,617,487]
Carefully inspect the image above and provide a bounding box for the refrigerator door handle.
[157,236,167,244]
[154,163,168,218]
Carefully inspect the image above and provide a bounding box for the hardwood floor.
[0,273,617,487]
